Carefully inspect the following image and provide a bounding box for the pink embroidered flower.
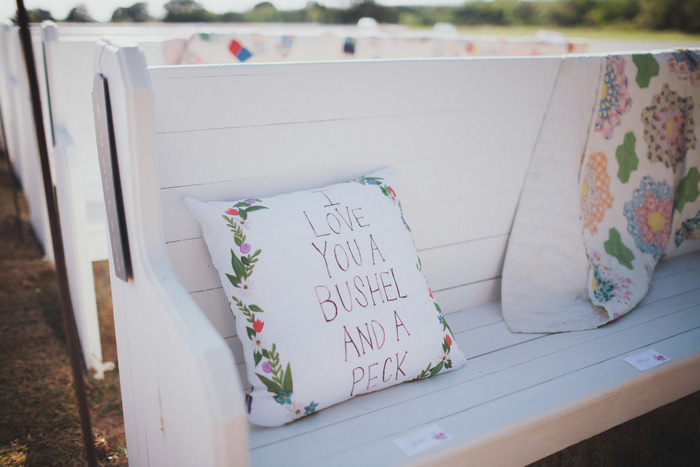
[240,242,252,254]
[642,84,696,171]
[261,361,272,373]
[595,56,632,139]
[623,177,674,260]
[635,193,673,250]
[581,152,614,235]
[253,319,264,334]
[225,208,239,216]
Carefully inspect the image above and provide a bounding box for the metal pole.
[14,2,99,466]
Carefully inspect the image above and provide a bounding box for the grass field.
[456,24,700,42]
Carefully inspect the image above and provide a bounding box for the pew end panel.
[93,39,248,465]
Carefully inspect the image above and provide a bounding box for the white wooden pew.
[0,22,15,160]
[94,39,699,466]
[0,23,54,261]
[34,20,586,380]
[40,22,180,378]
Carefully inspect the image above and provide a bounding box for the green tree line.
[17,0,700,34]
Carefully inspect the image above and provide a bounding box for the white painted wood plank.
[246,296,700,457]
[655,250,700,278]
[332,329,700,467]
[432,278,502,313]
[162,180,523,252]
[256,296,697,454]
[247,254,700,455]
[188,287,237,341]
[150,57,562,134]
[419,235,508,291]
[159,130,534,242]
[154,107,542,191]
[249,300,700,464]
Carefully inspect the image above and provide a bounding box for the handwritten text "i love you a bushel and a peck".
[304,189,413,397]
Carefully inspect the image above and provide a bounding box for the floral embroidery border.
[224,199,318,421]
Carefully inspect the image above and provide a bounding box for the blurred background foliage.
[16,0,700,34]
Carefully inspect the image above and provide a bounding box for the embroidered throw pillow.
[185,168,466,427]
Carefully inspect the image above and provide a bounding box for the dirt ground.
[0,152,698,466]
[0,156,126,466]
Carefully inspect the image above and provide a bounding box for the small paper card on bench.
[394,424,451,456]
[624,349,669,371]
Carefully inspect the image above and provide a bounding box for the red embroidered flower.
[429,289,434,299]
[226,208,239,216]
[388,186,397,198]
[253,319,264,333]
[445,334,452,347]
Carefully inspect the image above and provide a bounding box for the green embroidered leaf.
[250,304,263,312]
[262,349,269,359]
[241,256,250,266]
[604,228,635,270]
[244,205,268,213]
[257,374,283,394]
[254,351,262,366]
[429,361,443,377]
[442,340,450,354]
[445,359,453,369]
[434,302,441,313]
[246,326,256,339]
[282,363,293,393]
[239,209,248,220]
[414,362,433,380]
[226,273,240,287]
[632,53,660,88]
[234,236,243,247]
[615,132,638,183]
[230,250,246,279]
[675,167,700,213]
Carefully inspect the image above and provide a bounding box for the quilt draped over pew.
[503,49,700,333]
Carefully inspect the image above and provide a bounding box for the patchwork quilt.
[503,50,700,333]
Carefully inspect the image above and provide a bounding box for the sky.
[2,1,465,23]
